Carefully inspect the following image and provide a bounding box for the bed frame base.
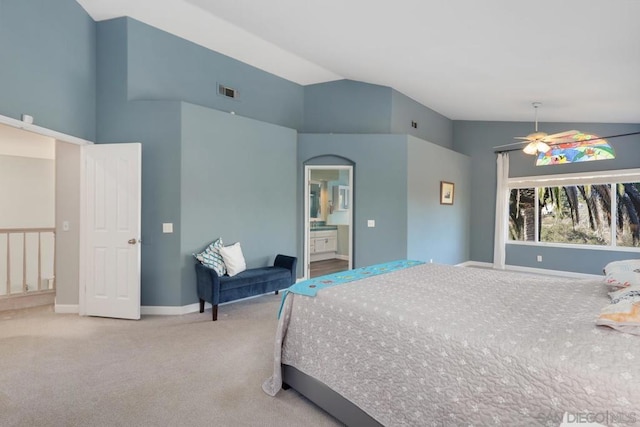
[282,364,383,427]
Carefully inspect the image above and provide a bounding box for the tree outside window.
[508,181,640,248]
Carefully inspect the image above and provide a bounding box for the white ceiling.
[76,0,640,123]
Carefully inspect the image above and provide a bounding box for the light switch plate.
[163,223,173,233]
[367,220,375,228]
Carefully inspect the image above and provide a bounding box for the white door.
[81,143,141,320]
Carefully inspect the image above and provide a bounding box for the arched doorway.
[303,158,354,279]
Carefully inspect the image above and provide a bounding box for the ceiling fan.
[493,103,640,160]
[514,102,579,155]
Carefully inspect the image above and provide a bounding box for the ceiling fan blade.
[513,137,533,141]
[542,130,580,141]
[493,141,528,150]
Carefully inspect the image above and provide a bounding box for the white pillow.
[218,242,247,277]
[603,259,640,289]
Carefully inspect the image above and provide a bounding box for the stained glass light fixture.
[535,132,615,166]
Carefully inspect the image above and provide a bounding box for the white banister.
[0,228,55,298]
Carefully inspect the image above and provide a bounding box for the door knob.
[128,238,138,245]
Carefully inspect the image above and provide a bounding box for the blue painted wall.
[299,134,409,268]
[407,136,470,264]
[96,17,301,306]
[506,245,638,275]
[391,90,453,149]
[0,2,508,306]
[0,0,96,140]
[453,120,640,274]
[303,80,392,134]
[96,18,186,307]
[180,104,297,305]
[303,80,454,149]
[125,18,304,130]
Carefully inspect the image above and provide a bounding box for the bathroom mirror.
[333,185,349,211]
[309,182,321,219]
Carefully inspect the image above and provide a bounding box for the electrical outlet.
[536,255,542,262]
[163,223,173,233]
[367,220,375,228]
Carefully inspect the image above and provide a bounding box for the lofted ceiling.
[76,0,640,123]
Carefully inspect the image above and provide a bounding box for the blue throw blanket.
[278,260,424,317]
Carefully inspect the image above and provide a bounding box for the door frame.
[304,165,353,279]
[0,114,91,314]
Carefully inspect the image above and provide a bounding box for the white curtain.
[493,152,509,269]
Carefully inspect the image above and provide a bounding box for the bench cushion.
[220,266,291,291]
[218,266,292,304]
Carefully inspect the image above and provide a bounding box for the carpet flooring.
[0,295,342,427]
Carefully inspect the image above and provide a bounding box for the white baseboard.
[334,254,349,261]
[503,264,602,279]
[54,304,79,314]
[457,260,602,279]
[56,299,279,317]
[141,302,210,316]
[140,292,283,316]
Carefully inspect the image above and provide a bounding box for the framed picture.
[440,181,455,205]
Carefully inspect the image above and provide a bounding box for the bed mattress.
[263,264,640,426]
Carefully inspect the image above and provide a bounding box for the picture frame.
[440,181,455,205]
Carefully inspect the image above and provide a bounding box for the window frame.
[506,168,640,252]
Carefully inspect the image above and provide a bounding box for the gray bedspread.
[263,264,640,426]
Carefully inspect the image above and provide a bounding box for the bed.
[263,262,640,426]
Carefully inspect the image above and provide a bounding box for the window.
[506,170,640,250]
[618,182,640,247]
[538,185,612,246]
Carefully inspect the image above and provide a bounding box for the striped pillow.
[194,238,227,276]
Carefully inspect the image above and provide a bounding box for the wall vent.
[218,84,239,99]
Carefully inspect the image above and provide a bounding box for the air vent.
[218,84,239,99]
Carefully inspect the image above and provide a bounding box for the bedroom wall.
[453,120,640,274]
[125,18,304,130]
[299,134,409,268]
[180,104,297,305]
[1,3,465,308]
[302,80,392,134]
[391,90,453,149]
[303,80,454,149]
[407,136,470,264]
[97,17,301,307]
[97,18,184,307]
[0,0,96,141]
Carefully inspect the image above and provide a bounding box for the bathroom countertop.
[310,225,338,231]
